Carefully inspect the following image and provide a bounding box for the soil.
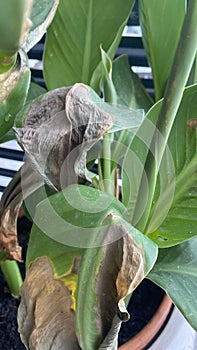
[0,216,31,350]
[0,217,164,350]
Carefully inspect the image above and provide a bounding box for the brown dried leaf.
[0,162,42,261]
[14,83,112,190]
[116,233,144,300]
[0,196,22,261]
[95,222,144,349]
[18,257,81,350]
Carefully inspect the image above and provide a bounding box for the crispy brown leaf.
[95,222,144,347]
[0,162,42,261]
[0,197,22,261]
[14,83,113,190]
[18,256,81,350]
[75,218,145,349]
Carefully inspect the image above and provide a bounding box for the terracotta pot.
[118,294,172,350]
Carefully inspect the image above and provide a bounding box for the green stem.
[157,0,197,139]
[98,159,105,192]
[133,0,197,232]
[102,133,114,195]
[1,260,23,297]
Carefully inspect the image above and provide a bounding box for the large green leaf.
[20,184,157,350]
[122,84,197,247]
[139,0,186,100]
[148,237,197,330]
[43,0,135,90]
[27,184,127,250]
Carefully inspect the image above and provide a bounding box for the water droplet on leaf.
[4,113,12,122]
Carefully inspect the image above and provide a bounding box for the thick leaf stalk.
[0,0,33,73]
[0,260,22,297]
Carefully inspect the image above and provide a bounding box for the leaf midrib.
[81,0,93,84]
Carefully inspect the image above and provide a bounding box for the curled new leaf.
[18,256,81,350]
[14,83,113,190]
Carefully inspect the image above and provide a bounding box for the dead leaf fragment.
[14,83,113,190]
[18,256,81,350]
[93,221,144,348]
[0,162,42,261]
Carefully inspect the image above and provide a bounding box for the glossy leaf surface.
[148,237,197,330]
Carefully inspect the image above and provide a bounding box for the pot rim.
[118,294,172,350]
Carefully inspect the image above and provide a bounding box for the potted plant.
[0,0,197,349]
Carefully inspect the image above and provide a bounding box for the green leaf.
[27,184,127,250]
[0,128,16,143]
[26,81,46,104]
[112,55,153,112]
[147,84,197,246]
[43,0,135,90]
[90,19,131,94]
[122,100,160,224]
[123,84,197,248]
[139,0,186,100]
[0,50,30,138]
[23,0,59,52]
[148,237,197,331]
[128,0,197,233]
[25,184,157,350]
[100,47,118,104]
